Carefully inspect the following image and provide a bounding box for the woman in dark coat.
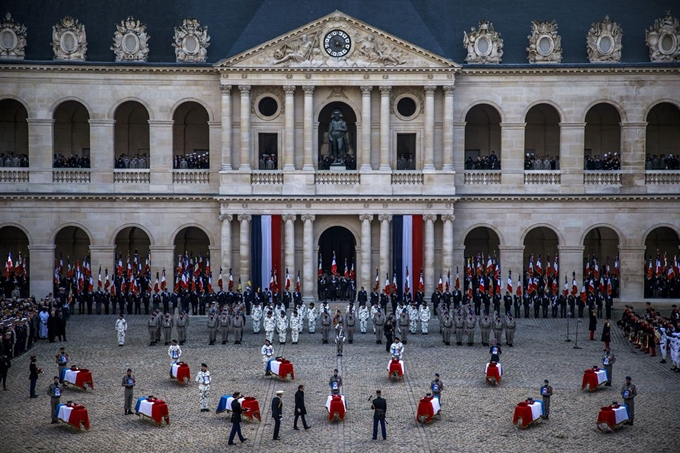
[600,318,611,348]
[588,308,597,341]
[57,311,67,342]
[47,309,59,343]
[384,319,394,352]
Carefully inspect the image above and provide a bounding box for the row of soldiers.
[618,303,680,369]
[53,152,90,168]
[437,308,516,347]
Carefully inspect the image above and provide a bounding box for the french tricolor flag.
[251,215,282,293]
[392,215,423,298]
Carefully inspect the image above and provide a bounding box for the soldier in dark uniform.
[523,293,531,318]
[559,293,567,318]
[357,286,368,306]
[513,292,522,318]
[122,368,135,415]
[621,376,637,425]
[540,379,553,419]
[473,289,482,316]
[371,390,387,440]
[503,291,512,315]
[379,291,388,313]
[452,288,462,309]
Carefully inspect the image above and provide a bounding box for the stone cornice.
[460,65,680,76]
[0,62,214,74]
[457,194,680,202]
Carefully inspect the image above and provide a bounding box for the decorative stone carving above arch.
[464,20,503,64]
[250,86,285,118]
[52,16,87,61]
[526,20,562,64]
[111,16,150,62]
[389,87,424,119]
[646,10,680,62]
[0,12,27,60]
[173,18,210,63]
[586,16,622,63]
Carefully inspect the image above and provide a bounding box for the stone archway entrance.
[317,101,357,169]
[319,226,356,277]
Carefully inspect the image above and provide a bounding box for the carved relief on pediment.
[646,10,680,62]
[463,20,503,64]
[111,16,150,62]
[0,12,27,60]
[586,16,622,63]
[52,16,87,61]
[526,20,562,64]
[173,18,210,63]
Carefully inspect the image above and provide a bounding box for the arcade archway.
[114,226,151,278]
[523,226,560,294]
[319,226,356,276]
[644,226,680,298]
[463,227,500,294]
[173,226,211,290]
[583,226,620,297]
[0,226,30,297]
[54,226,91,291]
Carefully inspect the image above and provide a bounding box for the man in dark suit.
[228,392,247,445]
[294,384,310,430]
[371,389,387,440]
[272,390,283,440]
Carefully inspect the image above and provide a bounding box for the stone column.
[147,245,174,281]
[302,214,316,301]
[302,86,315,171]
[360,86,373,171]
[620,122,647,192]
[283,214,296,281]
[360,214,374,291]
[379,86,391,171]
[499,245,525,289]
[452,245,466,278]
[423,86,436,171]
[558,245,586,297]
[27,119,54,184]
[442,86,455,171]
[441,214,455,273]
[238,85,252,171]
[29,244,56,297]
[499,122,525,188]
[283,86,296,171]
[238,214,251,289]
[89,245,116,278]
[452,121,466,185]
[618,245,645,303]
[149,120,174,188]
[379,214,392,280]
[559,123,586,191]
[88,119,115,186]
[220,85,232,171]
[423,215,436,296]
[219,214,233,273]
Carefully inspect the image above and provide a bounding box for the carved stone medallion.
[463,20,503,64]
[173,18,210,63]
[646,10,680,62]
[0,12,27,60]
[111,17,150,62]
[526,20,562,63]
[586,16,622,63]
[52,16,87,61]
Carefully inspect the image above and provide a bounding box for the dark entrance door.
[318,226,356,276]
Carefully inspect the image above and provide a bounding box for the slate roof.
[2,0,678,65]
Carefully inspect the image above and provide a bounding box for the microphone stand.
[573,318,582,349]
[565,313,571,342]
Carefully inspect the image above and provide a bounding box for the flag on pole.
[218,268,223,291]
[516,276,522,297]
[350,262,355,280]
[104,269,110,291]
[331,252,338,275]
[384,273,391,295]
[495,276,501,296]
[507,271,513,294]
[88,276,94,293]
[391,214,423,303]
[486,255,494,275]
[54,260,60,284]
[97,267,103,290]
[404,266,410,294]
[554,254,559,277]
[437,273,443,292]
[207,273,213,293]
[551,275,558,294]
[391,273,397,295]
[535,255,543,276]
[318,255,323,277]
[269,269,275,292]
[161,269,167,291]
[228,268,234,292]
[145,253,151,275]
[588,279,595,294]
[59,253,64,275]
[444,270,450,293]
[546,255,552,277]
[374,268,379,292]
[527,255,534,279]
[606,277,612,296]
[455,268,460,291]
[614,256,620,277]
[593,259,600,281]
[154,272,160,293]
[479,275,485,293]
[296,271,301,293]
[285,268,291,291]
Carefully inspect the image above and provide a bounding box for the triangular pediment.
[215,11,459,70]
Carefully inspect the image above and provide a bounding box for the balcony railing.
[173,169,210,184]
[464,170,501,185]
[645,170,680,185]
[391,171,423,185]
[251,171,284,185]
[114,169,150,184]
[524,170,561,185]
[0,169,29,183]
[53,169,90,183]
[315,171,360,185]
[583,171,621,185]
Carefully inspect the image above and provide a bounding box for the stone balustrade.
[464,170,501,185]
[0,169,29,183]
[524,170,561,185]
[391,171,423,185]
[583,171,621,185]
[172,169,210,184]
[53,169,91,183]
[645,170,680,185]
[251,170,284,185]
[114,169,151,184]
[315,171,361,185]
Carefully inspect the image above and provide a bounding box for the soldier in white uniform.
[277,310,289,344]
[168,339,182,377]
[419,301,431,334]
[307,302,318,333]
[296,302,306,333]
[195,363,211,412]
[358,303,370,334]
[335,319,346,356]
[289,310,301,344]
[264,311,276,343]
[408,302,419,334]
[261,340,274,376]
[251,302,263,334]
[115,314,127,346]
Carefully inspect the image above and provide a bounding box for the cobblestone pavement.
[1,306,678,453]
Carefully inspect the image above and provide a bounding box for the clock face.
[324,30,351,57]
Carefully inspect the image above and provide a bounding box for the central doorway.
[318,226,356,276]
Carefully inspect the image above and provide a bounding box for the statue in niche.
[327,108,349,164]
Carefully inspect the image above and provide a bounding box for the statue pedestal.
[330,163,347,172]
